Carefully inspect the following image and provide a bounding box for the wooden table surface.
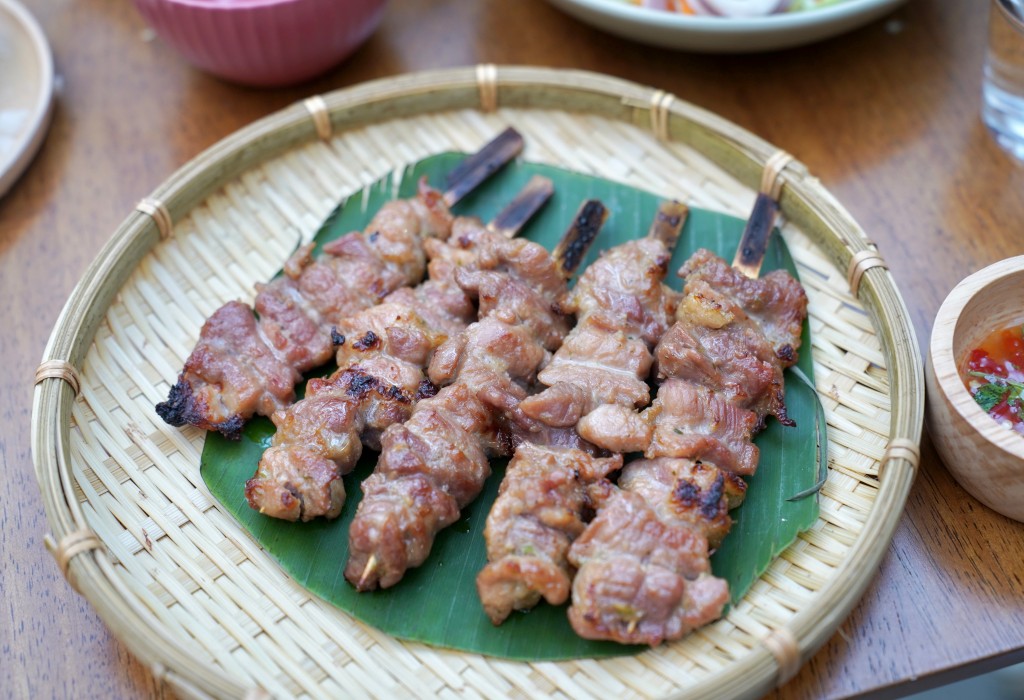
[4,0,1024,698]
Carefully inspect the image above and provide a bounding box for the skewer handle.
[487,175,554,239]
[553,199,608,277]
[443,127,525,207]
[358,555,378,590]
[732,192,778,280]
[647,200,688,250]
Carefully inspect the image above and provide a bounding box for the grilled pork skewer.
[605,247,806,543]
[567,481,730,645]
[476,443,621,625]
[345,200,607,591]
[475,202,687,625]
[568,202,808,646]
[517,201,688,446]
[156,128,524,439]
[243,176,555,522]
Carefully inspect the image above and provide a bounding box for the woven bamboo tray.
[32,65,923,700]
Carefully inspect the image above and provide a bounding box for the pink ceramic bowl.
[132,0,388,87]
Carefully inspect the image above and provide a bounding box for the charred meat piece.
[655,318,788,429]
[643,380,760,475]
[155,300,299,437]
[522,316,655,427]
[244,443,347,522]
[617,457,747,550]
[656,247,808,428]
[476,443,621,624]
[677,248,807,365]
[567,486,729,646]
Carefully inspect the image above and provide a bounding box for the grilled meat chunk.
[477,443,621,624]
[618,457,747,550]
[155,300,299,437]
[643,380,760,475]
[655,248,808,428]
[519,232,679,431]
[675,247,807,365]
[567,486,728,646]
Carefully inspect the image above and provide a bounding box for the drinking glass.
[983,0,1024,160]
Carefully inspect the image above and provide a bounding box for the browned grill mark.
[155,379,245,440]
[416,379,439,400]
[774,386,795,427]
[343,370,411,403]
[352,331,380,351]
[671,470,726,520]
[653,253,670,275]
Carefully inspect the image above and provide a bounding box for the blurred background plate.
[0,0,54,198]
[544,0,908,52]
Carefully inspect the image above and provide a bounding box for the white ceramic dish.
[544,0,908,52]
[0,0,54,198]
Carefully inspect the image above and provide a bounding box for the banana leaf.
[200,154,823,661]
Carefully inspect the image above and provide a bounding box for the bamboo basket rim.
[31,65,924,700]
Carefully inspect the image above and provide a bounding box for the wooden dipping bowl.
[927,256,1024,522]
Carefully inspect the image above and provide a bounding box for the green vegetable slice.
[200,154,823,660]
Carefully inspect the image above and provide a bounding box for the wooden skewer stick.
[358,555,378,589]
[732,152,793,280]
[487,175,554,239]
[647,200,688,249]
[442,127,525,207]
[731,192,779,280]
[553,199,608,278]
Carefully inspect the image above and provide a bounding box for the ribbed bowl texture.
[132,0,388,86]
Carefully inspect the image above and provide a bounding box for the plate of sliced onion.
[0,0,54,197]
[544,0,907,52]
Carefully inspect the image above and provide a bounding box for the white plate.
[0,0,54,198]
[544,0,908,52]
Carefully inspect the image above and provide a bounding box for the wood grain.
[3,0,1024,697]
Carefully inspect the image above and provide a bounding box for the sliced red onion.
[690,0,791,16]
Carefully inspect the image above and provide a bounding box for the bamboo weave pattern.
[58,108,895,699]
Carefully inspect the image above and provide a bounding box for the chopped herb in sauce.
[963,324,1024,434]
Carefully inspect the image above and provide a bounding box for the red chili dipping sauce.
[963,324,1024,434]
